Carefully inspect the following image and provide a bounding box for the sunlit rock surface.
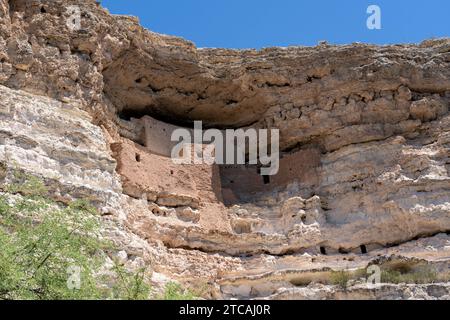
[0,0,449,299]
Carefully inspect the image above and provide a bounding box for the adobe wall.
[110,138,223,208]
[141,115,246,160]
[141,115,184,157]
[119,114,321,208]
[220,148,321,205]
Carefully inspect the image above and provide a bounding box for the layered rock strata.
[0,0,449,299]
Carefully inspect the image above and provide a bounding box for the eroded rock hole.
[226,99,238,105]
[360,245,368,254]
[117,108,198,128]
[320,246,327,255]
[135,153,141,162]
[232,220,252,234]
[118,109,151,122]
[152,208,168,217]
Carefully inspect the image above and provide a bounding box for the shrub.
[0,173,151,300]
[0,196,102,299]
[158,282,197,300]
[110,262,150,300]
[5,170,48,197]
[381,267,438,284]
[329,271,351,289]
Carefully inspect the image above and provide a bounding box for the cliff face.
[1,0,450,299]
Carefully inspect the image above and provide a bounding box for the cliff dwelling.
[2,0,450,300]
[111,114,322,234]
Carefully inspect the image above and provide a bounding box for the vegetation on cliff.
[0,172,151,300]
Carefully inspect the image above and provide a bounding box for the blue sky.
[100,0,450,49]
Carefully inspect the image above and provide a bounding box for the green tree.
[0,173,151,300]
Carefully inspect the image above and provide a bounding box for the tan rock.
[0,0,449,300]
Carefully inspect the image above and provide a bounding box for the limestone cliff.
[1,0,450,299]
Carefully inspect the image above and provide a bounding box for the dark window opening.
[320,246,327,255]
[135,153,141,162]
[263,175,270,185]
[170,170,174,175]
[40,7,46,13]
[360,245,368,254]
